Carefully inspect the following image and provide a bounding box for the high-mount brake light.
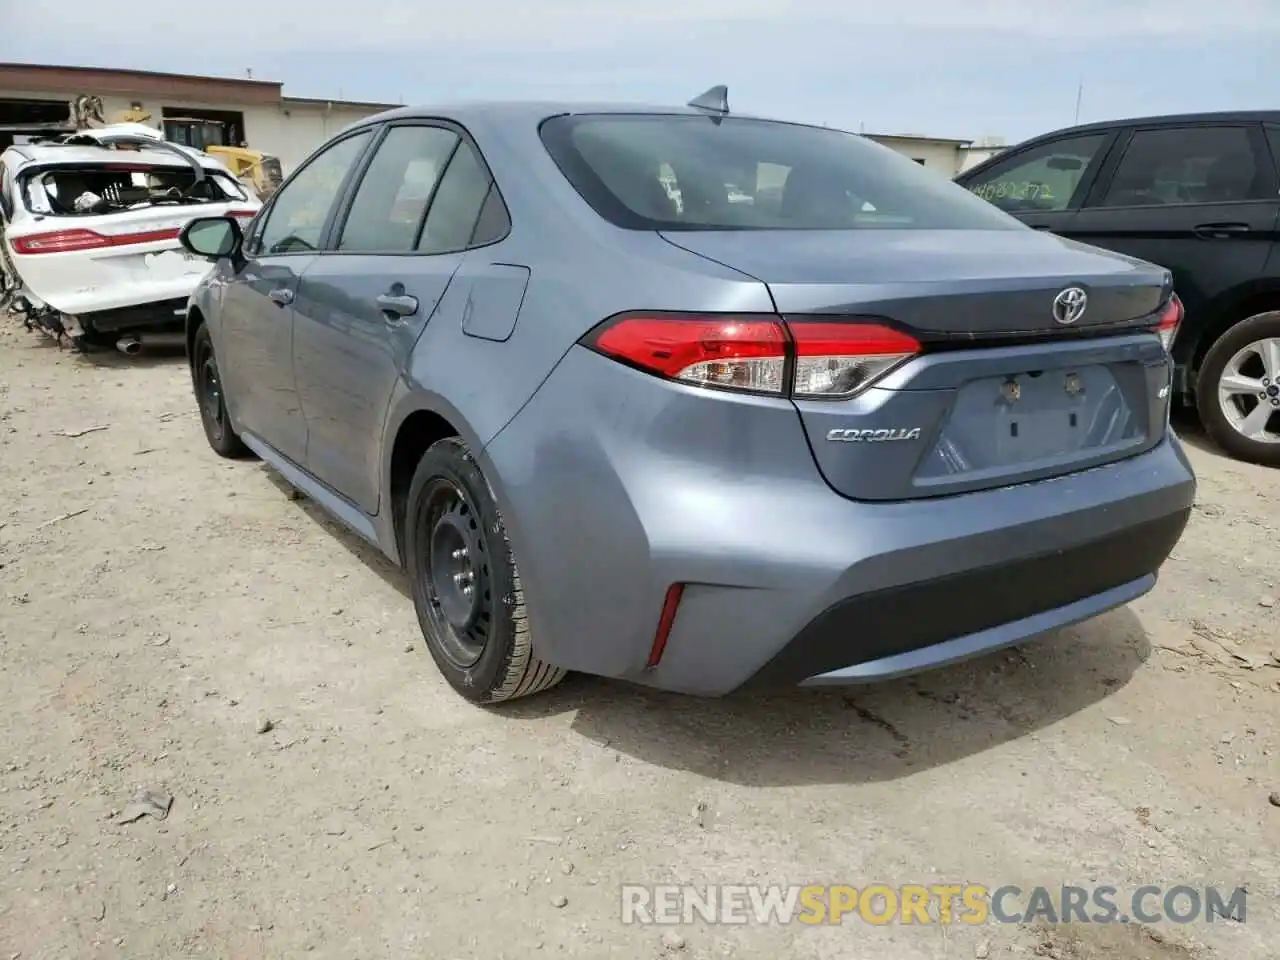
[582,313,921,399]
[1154,294,1182,353]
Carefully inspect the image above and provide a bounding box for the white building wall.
[248,102,393,174]
[0,88,390,175]
[956,145,1006,173]
[865,136,964,175]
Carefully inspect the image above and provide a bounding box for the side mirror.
[179,216,242,261]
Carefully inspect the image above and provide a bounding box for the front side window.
[256,130,371,255]
[540,114,1021,231]
[963,134,1108,213]
[339,125,459,253]
[1094,126,1263,207]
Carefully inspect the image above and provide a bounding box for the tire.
[1197,310,1280,467]
[191,324,252,459]
[404,436,566,703]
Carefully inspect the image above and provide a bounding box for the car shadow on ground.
[261,469,410,601]
[505,607,1152,786]
[253,430,1154,789]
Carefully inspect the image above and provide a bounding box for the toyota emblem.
[1052,287,1088,325]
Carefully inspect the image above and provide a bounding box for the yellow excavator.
[145,113,283,201]
[203,144,283,201]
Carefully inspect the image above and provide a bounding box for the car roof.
[1012,109,1280,146]
[344,99,815,132]
[2,141,226,171]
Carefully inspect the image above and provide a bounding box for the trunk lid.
[662,228,1174,501]
[661,228,1170,335]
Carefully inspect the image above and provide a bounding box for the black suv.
[956,111,1280,466]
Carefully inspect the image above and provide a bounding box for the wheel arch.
[1182,281,1280,396]
[185,305,205,369]
[381,391,496,567]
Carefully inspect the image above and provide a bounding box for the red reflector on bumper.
[646,583,685,668]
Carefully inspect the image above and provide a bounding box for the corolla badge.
[826,427,922,443]
[1052,286,1088,325]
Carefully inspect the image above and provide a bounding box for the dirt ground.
[1,317,1277,960]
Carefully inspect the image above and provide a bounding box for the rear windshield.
[20,164,246,216]
[540,114,1022,232]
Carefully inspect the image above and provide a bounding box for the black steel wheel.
[418,477,493,669]
[191,324,251,459]
[405,437,566,703]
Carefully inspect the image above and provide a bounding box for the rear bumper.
[749,510,1184,688]
[8,251,207,317]
[484,348,1197,697]
[75,298,188,334]
[644,442,1192,696]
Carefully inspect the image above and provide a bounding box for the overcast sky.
[3,0,1279,143]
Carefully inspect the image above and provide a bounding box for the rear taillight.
[590,313,788,394]
[582,312,920,399]
[1154,295,1182,353]
[788,321,921,399]
[10,227,179,255]
[228,209,258,222]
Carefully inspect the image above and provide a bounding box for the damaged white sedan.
[0,124,261,353]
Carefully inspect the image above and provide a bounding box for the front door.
[218,128,375,466]
[217,254,313,463]
[294,123,496,513]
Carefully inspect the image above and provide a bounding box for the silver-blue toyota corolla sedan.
[177,90,1196,703]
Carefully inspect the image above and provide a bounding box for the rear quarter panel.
[379,112,777,661]
[381,109,774,493]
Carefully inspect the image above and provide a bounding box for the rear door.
[293,122,505,513]
[218,129,374,464]
[1068,122,1280,361]
[957,129,1118,233]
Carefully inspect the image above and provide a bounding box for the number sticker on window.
[969,181,1055,203]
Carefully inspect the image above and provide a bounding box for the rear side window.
[962,134,1108,213]
[539,114,1020,231]
[469,184,511,246]
[339,125,459,253]
[1094,126,1265,207]
[418,140,496,254]
[1266,126,1280,177]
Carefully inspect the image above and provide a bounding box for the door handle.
[1193,222,1250,239]
[1031,225,1053,231]
[268,287,294,306]
[376,293,419,320]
